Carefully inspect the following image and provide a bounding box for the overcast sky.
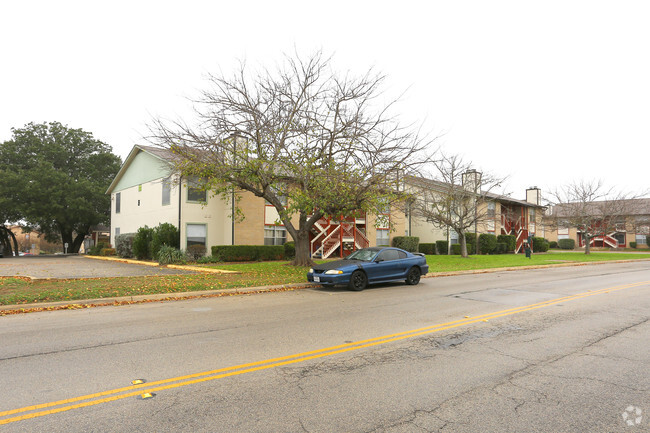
[2,0,648,201]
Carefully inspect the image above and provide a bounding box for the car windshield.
[345,249,379,261]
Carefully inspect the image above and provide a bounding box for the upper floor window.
[115,192,121,213]
[162,177,171,206]
[487,201,496,217]
[187,179,207,203]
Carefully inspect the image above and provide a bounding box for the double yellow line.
[2,280,648,426]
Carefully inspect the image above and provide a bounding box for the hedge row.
[211,245,285,261]
[558,239,575,249]
[392,236,419,252]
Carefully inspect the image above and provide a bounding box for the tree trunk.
[459,232,469,258]
[0,227,11,256]
[71,232,86,254]
[584,234,591,255]
[291,227,314,267]
[60,229,74,254]
[7,229,19,257]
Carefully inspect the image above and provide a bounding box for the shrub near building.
[392,236,419,252]
[418,243,436,255]
[478,233,497,254]
[212,245,284,261]
[558,239,575,250]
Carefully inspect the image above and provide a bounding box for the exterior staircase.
[310,218,369,259]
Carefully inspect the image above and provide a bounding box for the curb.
[83,255,239,274]
[0,283,314,315]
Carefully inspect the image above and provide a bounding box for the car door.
[370,249,402,282]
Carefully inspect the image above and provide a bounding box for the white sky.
[2,0,648,201]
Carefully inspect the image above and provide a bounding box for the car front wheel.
[405,267,421,285]
[348,270,367,291]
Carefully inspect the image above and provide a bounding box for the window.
[376,229,389,246]
[187,224,207,247]
[450,230,459,244]
[264,226,286,245]
[376,249,401,261]
[487,221,495,232]
[115,227,120,237]
[614,233,625,245]
[115,192,121,213]
[487,201,496,217]
[264,185,287,206]
[162,177,171,206]
[558,234,569,240]
[187,179,207,202]
[636,234,648,245]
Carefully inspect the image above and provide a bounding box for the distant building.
[544,198,650,248]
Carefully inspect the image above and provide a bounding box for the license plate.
[314,276,320,282]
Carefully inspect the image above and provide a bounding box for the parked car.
[307,247,429,291]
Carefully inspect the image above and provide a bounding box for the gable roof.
[106,145,176,194]
[406,175,545,209]
[548,197,650,218]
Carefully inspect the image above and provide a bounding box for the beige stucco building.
[107,145,408,257]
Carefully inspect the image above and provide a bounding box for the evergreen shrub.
[479,233,498,254]
[151,223,180,259]
[418,243,436,255]
[133,226,154,260]
[211,245,284,261]
[115,233,136,258]
[392,236,420,252]
[532,237,549,252]
[497,234,516,252]
[436,240,448,255]
[284,241,295,259]
[558,239,575,249]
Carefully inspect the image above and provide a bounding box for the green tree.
[0,122,121,253]
[149,52,434,266]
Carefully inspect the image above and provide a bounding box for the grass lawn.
[422,251,650,272]
[1,252,649,307]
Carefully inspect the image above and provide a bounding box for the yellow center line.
[1,280,648,425]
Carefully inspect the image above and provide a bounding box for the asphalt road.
[1,261,649,432]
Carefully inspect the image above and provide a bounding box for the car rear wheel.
[348,270,367,291]
[405,267,421,285]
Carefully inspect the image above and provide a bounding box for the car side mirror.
[375,258,384,263]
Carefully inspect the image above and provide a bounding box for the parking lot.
[0,255,196,279]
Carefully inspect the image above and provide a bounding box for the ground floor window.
[636,234,648,245]
[187,224,207,247]
[614,232,626,245]
[376,229,389,246]
[264,225,286,245]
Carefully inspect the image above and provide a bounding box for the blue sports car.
[307,247,429,291]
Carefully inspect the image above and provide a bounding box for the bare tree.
[148,51,435,266]
[409,152,505,258]
[546,180,647,254]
